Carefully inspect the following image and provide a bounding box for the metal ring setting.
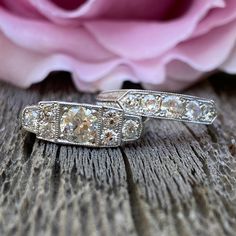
[96,90,217,125]
[21,90,218,147]
[21,101,143,147]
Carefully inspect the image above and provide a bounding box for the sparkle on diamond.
[161,96,184,118]
[121,93,160,115]
[185,101,202,120]
[103,109,122,127]
[141,94,160,114]
[60,106,99,145]
[201,104,217,122]
[121,94,141,111]
[101,129,119,146]
[23,107,38,132]
[38,104,57,139]
[122,118,142,141]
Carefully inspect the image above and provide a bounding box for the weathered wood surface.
[0,73,236,236]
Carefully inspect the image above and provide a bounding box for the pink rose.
[0,0,236,91]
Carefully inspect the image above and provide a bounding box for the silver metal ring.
[96,89,217,125]
[21,101,143,147]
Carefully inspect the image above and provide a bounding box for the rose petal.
[1,0,43,19]
[194,0,236,37]
[142,76,200,92]
[73,65,134,91]
[27,0,199,24]
[220,45,236,73]
[0,0,235,93]
[166,20,236,71]
[0,31,135,91]
[28,0,107,24]
[0,32,48,87]
[0,8,114,61]
[166,60,202,80]
[84,0,225,59]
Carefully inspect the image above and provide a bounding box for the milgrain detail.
[21,102,143,148]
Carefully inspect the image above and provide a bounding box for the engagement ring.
[21,101,143,147]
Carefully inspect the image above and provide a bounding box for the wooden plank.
[0,73,236,236]
[0,77,137,236]
[123,79,236,236]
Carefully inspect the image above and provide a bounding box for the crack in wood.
[50,146,61,209]
[22,133,36,161]
[121,148,152,236]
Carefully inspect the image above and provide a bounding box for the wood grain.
[0,73,235,236]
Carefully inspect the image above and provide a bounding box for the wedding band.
[21,101,143,147]
[97,90,217,124]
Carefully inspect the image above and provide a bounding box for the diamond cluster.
[22,102,133,147]
[100,108,123,146]
[121,93,161,115]
[118,91,217,124]
[38,103,58,140]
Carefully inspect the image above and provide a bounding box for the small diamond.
[122,119,141,140]
[121,94,141,111]
[60,106,99,145]
[101,129,118,146]
[38,104,56,139]
[103,109,122,127]
[39,105,54,123]
[23,107,38,131]
[161,96,184,118]
[201,104,217,122]
[185,101,202,120]
[141,95,160,114]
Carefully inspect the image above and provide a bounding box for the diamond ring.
[21,101,143,147]
[97,90,217,124]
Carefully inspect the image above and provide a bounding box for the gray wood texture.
[0,74,236,236]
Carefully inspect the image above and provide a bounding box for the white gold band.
[21,101,143,147]
[97,90,217,125]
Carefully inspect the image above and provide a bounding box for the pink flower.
[0,0,236,91]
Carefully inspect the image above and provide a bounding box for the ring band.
[97,90,217,125]
[21,90,217,147]
[21,101,143,147]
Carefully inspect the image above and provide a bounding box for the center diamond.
[60,106,100,145]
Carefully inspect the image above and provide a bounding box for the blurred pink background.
[0,0,236,91]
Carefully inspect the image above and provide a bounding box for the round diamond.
[141,95,159,114]
[40,105,53,122]
[161,96,184,118]
[201,104,217,122]
[122,119,141,140]
[23,108,38,131]
[121,94,141,111]
[103,110,121,127]
[101,129,118,146]
[185,101,202,120]
[60,106,99,145]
